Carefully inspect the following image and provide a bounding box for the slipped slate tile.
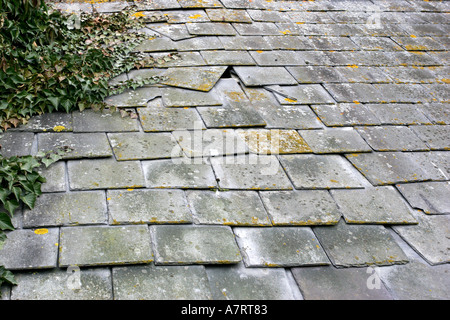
[186,190,271,226]
[186,22,237,36]
[234,227,330,267]
[67,158,145,190]
[314,220,409,268]
[72,109,139,133]
[59,225,153,267]
[269,85,335,105]
[0,132,34,157]
[356,126,430,151]
[23,191,107,228]
[197,102,266,128]
[113,264,212,300]
[393,212,450,265]
[236,129,313,155]
[108,132,182,161]
[410,125,450,151]
[138,98,205,132]
[0,228,59,270]
[331,186,418,225]
[311,103,382,127]
[366,104,432,125]
[201,50,256,65]
[299,128,372,154]
[206,8,252,23]
[142,159,217,189]
[396,181,450,215]
[233,66,297,86]
[161,86,222,107]
[210,154,293,190]
[279,154,368,189]
[151,225,242,265]
[107,189,192,225]
[37,161,66,193]
[259,190,341,226]
[292,265,393,300]
[206,263,295,300]
[10,268,113,300]
[162,66,227,92]
[37,132,112,159]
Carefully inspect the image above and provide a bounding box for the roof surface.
[0,0,449,300]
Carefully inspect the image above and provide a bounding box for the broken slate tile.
[0,228,59,270]
[259,190,341,226]
[37,132,112,159]
[186,190,271,226]
[10,268,113,300]
[147,23,196,41]
[314,219,409,268]
[59,225,153,267]
[107,189,192,225]
[151,225,242,264]
[299,128,372,154]
[142,159,217,189]
[23,191,107,227]
[393,212,450,265]
[356,126,430,151]
[234,227,330,267]
[268,85,336,105]
[113,264,212,300]
[210,154,293,190]
[279,154,368,189]
[37,161,66,193]
[292,265,393,300]
[331,186,418,225]
[410,125,450,151]
[366,104,432,125]
[67,158,145,190]
[72,109,139,133]
[162,66,227,91]
[311,103,382,127]
[396,181,450,215]
[233,66,297,86]
[108,132,182,161]
[138,98,205,132]
[161,87,222,107]
[0,132,34,157]
[206,263,295,300]
[186,22,237,36]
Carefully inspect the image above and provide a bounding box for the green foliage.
[0,0,162,131]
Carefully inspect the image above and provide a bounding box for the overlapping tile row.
[1,0,449,300]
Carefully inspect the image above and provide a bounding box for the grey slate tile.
[246,9,288,23]
[37,132,112,159]
[23,191,107,227]
[135,0,181,10]
[113,265,212,300]
[234,227,330,267]
[72,110,140,133]
[250,50,306,66]
[409,151,450,181]
[104,87,162,107]
[206,263,296,300]
[151,225,242,264]
[233,22,281,36]
[163,10,210,24]
[11,268,113,300]
[259,190,341,226]
[10,112,73,133]
[206,8,252,23]
[323,83,383,103]
[366,104,432,125]
[210,154,293,190]
[147,23,196,41]
[186,22,237,36]
[59,225,153,267]
[233,66,298,86]
[133,35,178,52]
[286,66,343,84]
[178,0,223,9]
[162,66,227,92]
[186,190,271,226]
[380,66,438,84]
[197,102,267,128]
[108,132,182,161]
[0,132,34,157]
[201,50,256,65]
[396,181,450,215]
[350,36,403,51]
[410,125,450,150]
[37,162,66,193]
[149,52,206,68]
[176,36,224,51]
[418,103,450,125]
[298,128,372,154]
[334,66,392,83]
[161,87,222,107]
[268,85,336,105]
[107,189,192,225]
[292,265,393,300]
[67,158,145,190]
[355,126,430,151]
[331,186,418,225]
[311,104,382,127]
[264,36,314,50]
[0,228,59,270]
[219,35,272,50]
[279,154,368,189]
[314,219,409,268]
[142,159,217,189]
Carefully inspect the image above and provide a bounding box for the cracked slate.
[259,190,341,226]
[59,225,153,267]
[330,186,418,225]
[112,264,212,300]
[150,225,242,265]
[162,66,227,92]
[233,66,298,86]
[314,219,409,268]
[234,227,330,267]
[10,268,112,300]
[107,189,192,225]
[395,181,450,215]
[186,190,271,226]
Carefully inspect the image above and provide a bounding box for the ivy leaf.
[20,192,37,210]
[0,265,18,286]
[0,212,14,231]
[3,200,19,217]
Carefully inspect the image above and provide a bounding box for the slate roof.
[0,0,449,300]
